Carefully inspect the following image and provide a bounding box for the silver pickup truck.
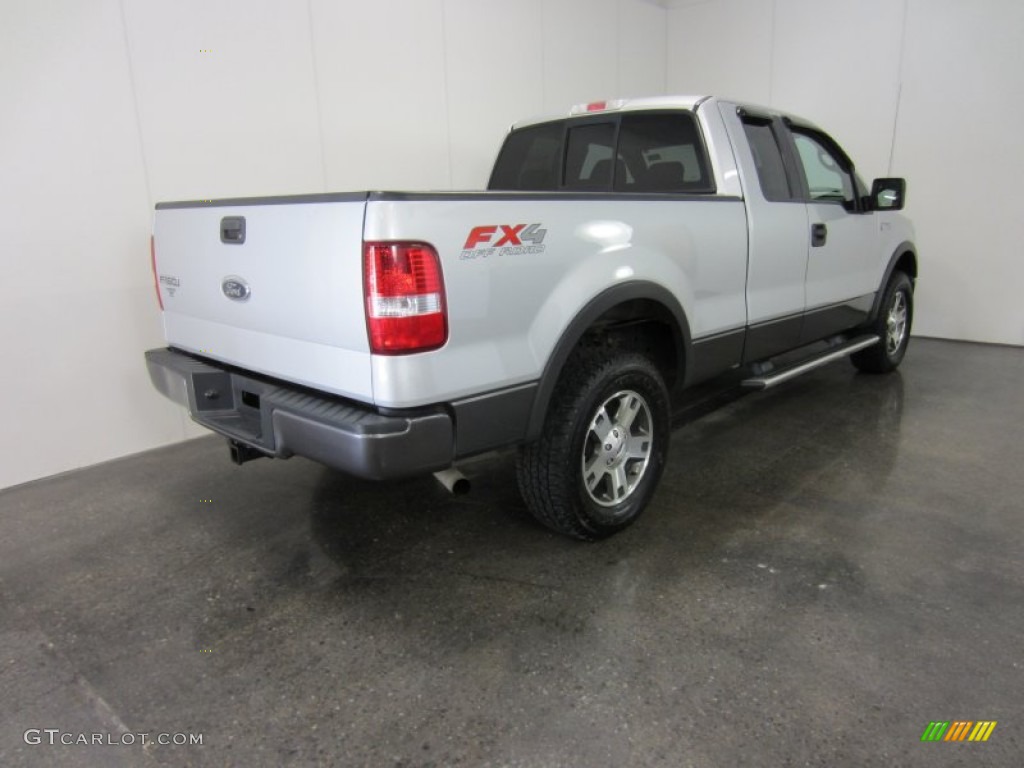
[146,95,916,540]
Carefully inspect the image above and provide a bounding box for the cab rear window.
[488,111,714,194]
[615,113,713,193]
[487,121,563,191]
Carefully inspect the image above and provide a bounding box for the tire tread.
[851,271,913,374]
[516,347,667,540]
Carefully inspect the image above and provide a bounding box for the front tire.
[516,349,670,540]
[851,271,913,374]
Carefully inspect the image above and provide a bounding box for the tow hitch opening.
[229,439,266,466]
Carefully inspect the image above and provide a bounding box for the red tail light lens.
[363,242,447,354]
[150,235,164,310]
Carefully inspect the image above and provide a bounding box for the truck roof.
[511,95,712,130]
[510,95,828,139]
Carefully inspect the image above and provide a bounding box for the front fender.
[870,240,918,321]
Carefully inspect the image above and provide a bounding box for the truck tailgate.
[153,195,372,401]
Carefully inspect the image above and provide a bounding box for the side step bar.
[741,335,880,390]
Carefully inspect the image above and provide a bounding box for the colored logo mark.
[921,721,997,742]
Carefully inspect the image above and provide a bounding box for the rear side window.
[741,118,794,201]
[615,113,713,193]
[488,121,563,190]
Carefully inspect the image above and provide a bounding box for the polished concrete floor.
[1,338,1022,767]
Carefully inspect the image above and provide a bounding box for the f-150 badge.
[221,276,251,302]
[158,274,180,297]
[461,223,546,260]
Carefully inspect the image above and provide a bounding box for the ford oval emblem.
[221,276,251,302]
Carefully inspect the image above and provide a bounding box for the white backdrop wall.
[667,0,1024,346]
[0,0,668,490]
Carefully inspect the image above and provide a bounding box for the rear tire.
[851,271,913,374]
[516,348,670,540]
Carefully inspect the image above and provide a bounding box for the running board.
[741,335,880,390]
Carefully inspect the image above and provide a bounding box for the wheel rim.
[581,389,653,508]
[886,290,908,355]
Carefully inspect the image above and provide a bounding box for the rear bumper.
[145,348,454,480]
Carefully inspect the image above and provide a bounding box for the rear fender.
[525,281,692,441]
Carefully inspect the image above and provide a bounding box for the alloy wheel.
[581,389,654,507]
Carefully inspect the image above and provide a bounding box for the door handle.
[811,223,827,247]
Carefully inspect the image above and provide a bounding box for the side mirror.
[870,178,906,211]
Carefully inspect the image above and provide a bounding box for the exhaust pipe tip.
[433,468,470,495]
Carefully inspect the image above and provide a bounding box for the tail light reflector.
[150,235,164,310]
[363,242,447,354]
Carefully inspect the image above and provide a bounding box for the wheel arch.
[870,241,917,322]
[525,281,691,441]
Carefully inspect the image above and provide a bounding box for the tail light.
[363,242,447,354]
[150,235,164,310]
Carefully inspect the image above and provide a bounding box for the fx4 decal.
[461,223,547,260]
